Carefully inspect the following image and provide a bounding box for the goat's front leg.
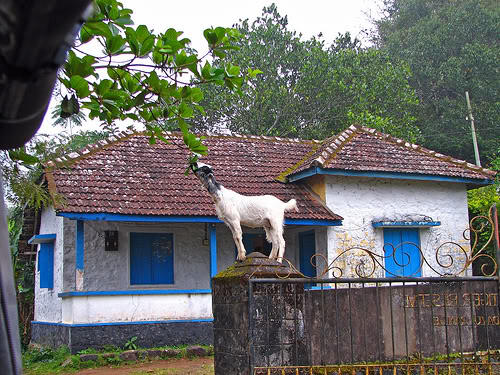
[226,220,246,261]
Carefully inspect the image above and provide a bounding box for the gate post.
[212,252,304,375]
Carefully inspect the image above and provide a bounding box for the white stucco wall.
[34,207,64,322]
[61,293,212,324]
[324,176,471,278]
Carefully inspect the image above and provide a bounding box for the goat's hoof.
[237,255,246,262]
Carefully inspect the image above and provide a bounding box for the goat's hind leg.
[264,225,278,260]
[227,220,246,261]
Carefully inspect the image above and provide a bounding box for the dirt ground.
[73,357,214,375]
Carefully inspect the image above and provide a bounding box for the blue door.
[299,231,316,282]
[383,228,421,277]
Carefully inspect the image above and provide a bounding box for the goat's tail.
[284,199,298,212]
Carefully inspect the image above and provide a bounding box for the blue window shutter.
[39,243,54,288]
[151,234,173,284]
[130,233,174,285]
[383,228,421,277]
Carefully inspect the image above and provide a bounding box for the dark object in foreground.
[0,2,92,374]
[0,0,92,149]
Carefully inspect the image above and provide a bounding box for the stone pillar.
[212,252,306,375]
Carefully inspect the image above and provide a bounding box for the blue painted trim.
[76,220,84,271]
[372,221,441,228]
[32,318,213,328]
[288,166,494,186]
[209,224,217,278]
[58,289,212,298]
[57,212,341,226]
[308,285,332,290]
[28,233,56,244]
[285,218,342,226]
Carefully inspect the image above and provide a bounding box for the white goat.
[193,162,298,263]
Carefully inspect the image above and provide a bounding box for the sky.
[38,0,381,136]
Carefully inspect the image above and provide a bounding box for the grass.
[22,344,214,375]
[130,363,214,375]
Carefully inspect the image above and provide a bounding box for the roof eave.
[288,166,495,188]
[56,212,342,226]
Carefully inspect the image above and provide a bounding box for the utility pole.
[465,91,481,167]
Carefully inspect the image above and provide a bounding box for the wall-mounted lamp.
[104,230,119,251]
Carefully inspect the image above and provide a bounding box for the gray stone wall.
[31,321,213,354]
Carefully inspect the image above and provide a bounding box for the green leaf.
[203,29,218,45]
[133,90,147,106]
[195,105,206,116]
[175,50,187,66]
[84,21,112,38]
[115,16,134,26]
[213,49,226,58]
[8,148,40,165]
[80,26,93,43]
[125,27,139,55]
[106,35,126,54]
[178,102,194,118]
[178,118,189,134]
[248,68,263,78]
[214,27,227,43]
[165,28,180,42]
[191,88,203,102]
[65,51,95,78]
[226,64,240,77]
[139,36,155,56]
[201,61,212,80]
[69,75,91,98]
[136,25,151,42]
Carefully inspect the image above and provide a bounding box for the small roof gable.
[282,125,496,184]
[46,131,341,222]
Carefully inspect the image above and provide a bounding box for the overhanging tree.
[55,0,260,164]
[192,4,421,142]
[372,0,500,163]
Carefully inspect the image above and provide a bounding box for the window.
[130,232,174,285]
[38,242,54,289]
[383,228,421,277]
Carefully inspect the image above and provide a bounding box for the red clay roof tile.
[46,126,495,221]
[46,132,339,221]
[287,125,496,181]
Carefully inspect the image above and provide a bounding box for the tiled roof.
[284,125,496,181]
[46,125,496,220]
[46,131,341,221]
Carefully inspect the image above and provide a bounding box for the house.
[29,125,496,352]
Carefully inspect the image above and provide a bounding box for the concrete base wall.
[31,320,213,354]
